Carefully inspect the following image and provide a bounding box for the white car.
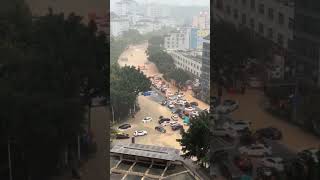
[185,107,194,112]
[171,115,179,121]
[177,94,184,98]
[239,144,272,156]
[161,121,171,127]
[216,100,239,113]
[168,104,175,108]
[191,111,199,116]
[170,121,178,127]
[224,120,251,131]
[213,127,238,138]
[260,157,284,171]
[142,117,152,123]
[133,130,148,137]
[167,92,174,96]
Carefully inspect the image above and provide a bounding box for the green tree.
[177,112,212,167]
[166,68,192,88]
[110,64,151,121]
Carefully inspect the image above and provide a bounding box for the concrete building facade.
[111,18,130,37]
[167,50,202,78]
[164,28,191,50]
[200,35,210,101]
[289,0,320,86]
[115,0,138,16]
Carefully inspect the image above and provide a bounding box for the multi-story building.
[164,28,191,50]
[289,0,320,86]
[110,17,130,37]
[200,35,210,101]
[167,50,202,78]
[115,0,138,16]
[146,3,163,18]
[192,11,210,29]
[213,0,294,79]
[190,28,198,49]
[196,29,210,49]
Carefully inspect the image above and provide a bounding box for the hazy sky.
[111,0,209,9]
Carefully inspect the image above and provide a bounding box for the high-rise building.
[200,35,210,102]
[115,0,138,16]
[190,28,198,49]
[192,11,210,29]
[289,0,320,85]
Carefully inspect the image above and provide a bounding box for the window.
[267,28,273,39]
[233,9,239,19]
[277,33,284,46]
[288,18,294,29]
[278,12,284,25]
[226,5,231,15]
[250,0,255,10]
[268,8,274,20]
[250,18,255,29]
[258,23,264,34]
[259,4,264,14]
[242,13,247,24]
[242,0,247,5]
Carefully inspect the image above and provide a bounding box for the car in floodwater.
[115,133,130,139]
[133,130,147,137]
[118,124,131,130]
[155,126,166,133]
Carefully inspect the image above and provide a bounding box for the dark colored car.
[190,102,198,106]
[161,100,167,106]
[233,156,253,172]
[171,124,183,131]
[155,126,166,133]
[184,102,190,107]
[255,127,282,140]
[158,118,170,124]
[118,124,131,130]
[115,133,130,139]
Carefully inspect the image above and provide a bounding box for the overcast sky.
[111,0,209,9]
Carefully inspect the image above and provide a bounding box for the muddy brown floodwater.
[220,89,320,152]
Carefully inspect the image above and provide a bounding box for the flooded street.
[219,89,320,152]
[115,42,320,153]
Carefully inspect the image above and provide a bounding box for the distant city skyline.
[110,0,210,11]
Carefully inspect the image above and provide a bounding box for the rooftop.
[111,143,182,161]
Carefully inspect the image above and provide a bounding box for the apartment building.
[167,50,202,78]
[164,29,191,50]
[111,18,130,37]
[115,0,138,16]
[288,0,320,86]
[200,35,210,101]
